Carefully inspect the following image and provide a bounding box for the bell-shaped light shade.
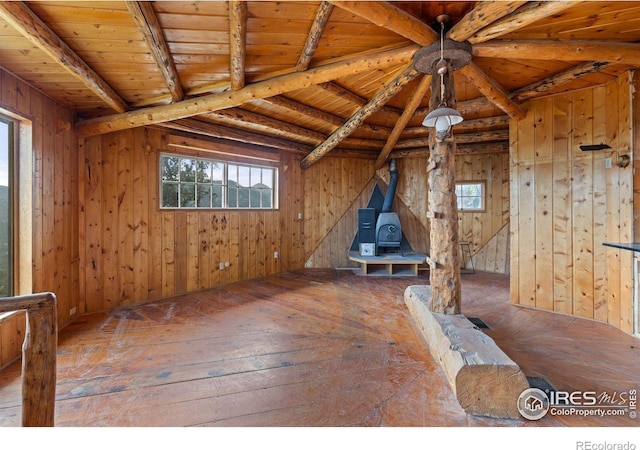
[422,106,464,134]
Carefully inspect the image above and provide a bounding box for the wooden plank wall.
[510,72,634,333]
[79,128,306,313]
[0,67,78,366]
[378,155,509,272]
[302,157,377,268]
[305,154,509,271]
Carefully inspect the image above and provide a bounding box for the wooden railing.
[0,292,57,426]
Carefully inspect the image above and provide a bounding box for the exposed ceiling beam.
[296,1,334,72]
[229,0,247,91]
[375,73,432,169]
[395,130,509,149]
[0,1,128,113]
[329,1,438,46]
[74,44,419,137]
[125,1,183,102]
[318,81,403,120]
[262,95,391,139]
[452,115,509,132]
[459,62,526,120]
[300,63,420,169]
[511,61,612,103]
[473,40,640,65]
[158,118,311,154]
[467,1,585,44]
[447,1,528,42]
[390,141,509,159]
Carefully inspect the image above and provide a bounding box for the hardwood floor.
[0,269,638,427]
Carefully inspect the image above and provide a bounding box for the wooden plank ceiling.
[0,1,639,168]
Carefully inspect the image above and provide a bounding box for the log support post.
[427,59,461,314]
[0,292,57,427]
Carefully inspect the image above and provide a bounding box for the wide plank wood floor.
[0,269,638,427]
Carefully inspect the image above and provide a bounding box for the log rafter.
[318,81,403,120]
[300,63,420,169]
[329,0,438,46]
[473,40,640,65]
[260,95,392,139]
[74,44,419,137]
[125,1,183,102]
[467,1,585,44]
[296,1,334,72]
[375,73,432,169]
[447,1,528,42]
[229,1,247,91]
[0,1,128,113]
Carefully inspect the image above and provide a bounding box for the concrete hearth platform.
[404,285,529,419]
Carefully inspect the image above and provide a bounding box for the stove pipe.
[382,159,398,213]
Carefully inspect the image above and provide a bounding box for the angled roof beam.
[74,44,419,137]
[229,0,247,90]
[459,62,526,120]
[467,1,585,44]
[329,0,438,46]
[375,74,432,169]
[510,61,612,103]
[263,95,392,138]
[318,81,403,120]
[125,1,183,102]
[296,1,334,72]
[300,63,420,169]
[0,1,128,113]
[473,40,640,65]
[447,1,528,42]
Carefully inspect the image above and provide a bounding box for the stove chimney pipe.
[382,159,398,213]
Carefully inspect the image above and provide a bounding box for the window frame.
[159,152,278,210]
[455,180,486,213]
[0,115,14,298]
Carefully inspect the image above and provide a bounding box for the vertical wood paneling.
[534,97,554,311]
[592,86,608,323]
[511,71,635,334]
[552,93,573,315]
[572,89,595,319]
[617,73,634,334]
[0,68,78,365]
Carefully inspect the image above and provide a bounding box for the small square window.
[456,181,485,212]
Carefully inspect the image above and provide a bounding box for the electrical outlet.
[274,251,279,259]
[605,157,612,169]
[70,307,76,316]
[219,262,225,270]
[297,212,303,220]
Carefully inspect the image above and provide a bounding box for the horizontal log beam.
[389,141,509,159]
[395,130,509,149]
[157,118,311,154]
[74,44,419,137]
[473,40,640,65]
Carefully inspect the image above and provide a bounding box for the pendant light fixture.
[420,16,464,139]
